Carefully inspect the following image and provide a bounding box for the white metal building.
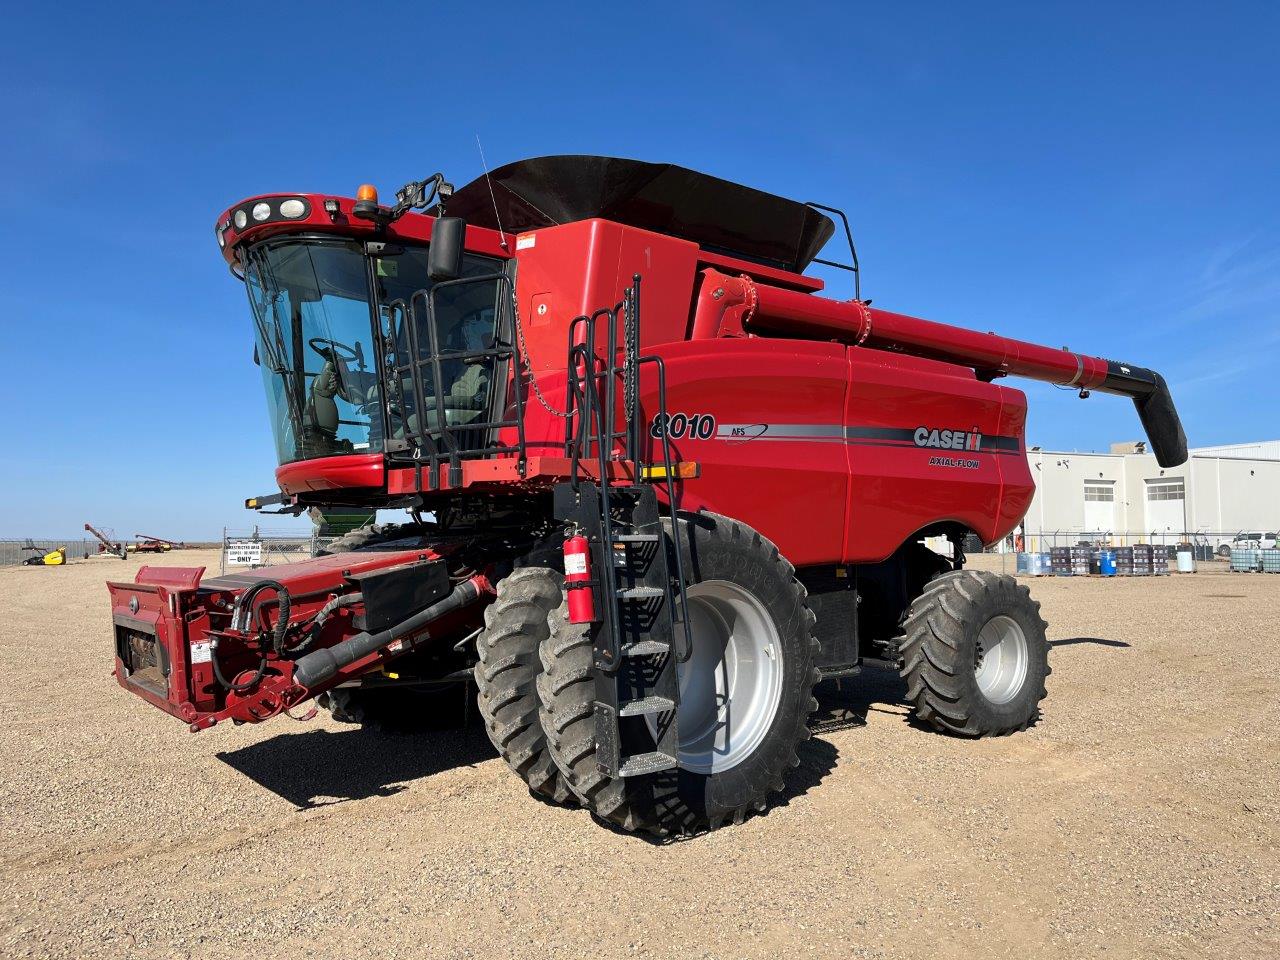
[1019,440,1280,550]
[1185,439,1280,460]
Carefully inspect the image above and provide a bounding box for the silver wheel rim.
[974,615,1029,704]
[660,579,784,775]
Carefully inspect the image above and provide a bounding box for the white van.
[1231,531,1278,551]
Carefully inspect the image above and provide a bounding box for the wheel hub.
[973,614,1030,704]
[664,580,784,775]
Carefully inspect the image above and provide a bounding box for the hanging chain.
[507,278,640,423]
[509,284,573,419]
[623,288,638,425]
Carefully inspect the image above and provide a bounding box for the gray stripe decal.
[717,423,845,439]
[844,426,910,441]
[713,423,1022,453]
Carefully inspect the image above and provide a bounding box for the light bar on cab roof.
[222,196,313,245]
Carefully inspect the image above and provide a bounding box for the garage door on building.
[1144,477,1186,538]
[1083,480,1117,535]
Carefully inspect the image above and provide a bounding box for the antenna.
[476,134,509,251]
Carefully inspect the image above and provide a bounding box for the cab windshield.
[244,237,505,465]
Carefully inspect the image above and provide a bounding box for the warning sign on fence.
[225,539,263,566]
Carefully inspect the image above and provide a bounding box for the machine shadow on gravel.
[590,736,841,845]
[217,720,493,810]
[811,664,910,734]
[1049,636,1131,648]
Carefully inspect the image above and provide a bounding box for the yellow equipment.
[22,546,66,566]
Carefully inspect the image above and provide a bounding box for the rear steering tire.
[537,513,820,834]
[897,570,1050,736]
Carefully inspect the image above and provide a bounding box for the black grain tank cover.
[439,155,837,272]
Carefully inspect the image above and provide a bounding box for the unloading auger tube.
[693,269,1188,468]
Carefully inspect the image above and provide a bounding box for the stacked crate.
[1132,544,1153,576]
[1070,546,1091,576]
[1050,546,1072,576]
[1114,545,1135,576]
[1152,545,1170,576]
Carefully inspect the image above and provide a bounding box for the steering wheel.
[308,337,360,363]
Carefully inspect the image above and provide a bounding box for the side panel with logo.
[842,352,1014,562]
[642,339,850,567]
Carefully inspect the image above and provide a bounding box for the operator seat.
[395,334,495,441]
[308,354,379,447]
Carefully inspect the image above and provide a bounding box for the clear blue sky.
[2,2,1277,539]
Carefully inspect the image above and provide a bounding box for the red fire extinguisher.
[563,534,597,624]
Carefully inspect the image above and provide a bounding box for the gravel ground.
[1,550,1276,960]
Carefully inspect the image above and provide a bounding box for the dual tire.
[535,513,821,835]
[474,514,820,834]
[474,567,576,805]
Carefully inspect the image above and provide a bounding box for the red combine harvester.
[108,156,1186,833]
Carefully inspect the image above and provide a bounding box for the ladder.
[556,276,693,777]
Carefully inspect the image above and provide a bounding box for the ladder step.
[618,695,675,717]
[612,533,660,544]
[620,639,670,656]
[616,586,664,600]
[618,751,679,777]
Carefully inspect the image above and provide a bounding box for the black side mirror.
[428,216,465,281]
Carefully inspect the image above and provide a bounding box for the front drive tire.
[537,513,821,835]
[474,567,576,805]
[897,570,1050,736]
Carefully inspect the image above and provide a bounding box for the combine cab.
[108,156,1186,834]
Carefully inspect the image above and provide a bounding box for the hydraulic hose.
[211,578,291,692]
[231,579,291,653]
[290,592,363,656]
[210,639,267,692]
[292,575,486,689]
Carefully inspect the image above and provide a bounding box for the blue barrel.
[1099,550,1117,576]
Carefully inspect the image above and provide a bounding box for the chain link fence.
[0,538,126,566]
[218,528,336,574]
[1011,530,1269,557]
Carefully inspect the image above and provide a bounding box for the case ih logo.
[914,426,983,452]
